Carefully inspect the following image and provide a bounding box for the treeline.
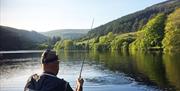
[54,8,180,53]
[38,36,61,50]
[54,32,135,51]
[85,0,180,39]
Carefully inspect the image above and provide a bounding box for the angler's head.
[41,49,59,75]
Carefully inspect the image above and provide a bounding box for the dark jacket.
[24,72,73,91]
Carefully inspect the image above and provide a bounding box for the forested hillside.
[0,25,48,51]
[54,1,180,53]
[86,0,180,39]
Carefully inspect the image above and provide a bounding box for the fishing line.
[79,18,94,79]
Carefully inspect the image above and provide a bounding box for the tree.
[99,36,108,44]
[107,32,114,41]
[162,8,180,52]
[64,40,74,50]
[130,13,166,50]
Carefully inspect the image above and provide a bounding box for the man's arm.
[75,78,84,91]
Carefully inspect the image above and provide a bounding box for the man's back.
[24,50,83,91]
[24,72,73,91]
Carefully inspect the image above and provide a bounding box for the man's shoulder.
[25,74,41,91]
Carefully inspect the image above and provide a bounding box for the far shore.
[0,50,44,54]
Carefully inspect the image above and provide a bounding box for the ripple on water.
[85,73,134,85]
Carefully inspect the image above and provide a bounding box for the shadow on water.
[0,52,41,65]
[0,53,42,79]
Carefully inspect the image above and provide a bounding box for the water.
[0,50,180,91]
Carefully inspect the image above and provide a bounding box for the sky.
[0,0,167,32]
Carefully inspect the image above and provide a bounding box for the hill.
[0,25,48,51]
[86,0,180,38]
[41,29,89,40]
[54,1,180,53]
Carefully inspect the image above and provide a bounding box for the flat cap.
[41,49,59,64]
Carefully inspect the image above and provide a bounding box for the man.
[24,49,84,91]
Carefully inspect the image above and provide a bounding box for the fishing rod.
[79,18,94,79]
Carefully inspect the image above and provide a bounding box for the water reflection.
[163,53,180,91]
[0,50,180,91]
[63,50,180,91]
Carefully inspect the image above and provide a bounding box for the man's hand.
[76,78,84,91]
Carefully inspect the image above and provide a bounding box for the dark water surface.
[0,50,180,91]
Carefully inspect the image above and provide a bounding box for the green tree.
[64,40,74,50]
[162,8,180,53]
[130,13,166,50]
[107,32,114,41]
[99,36,108,44]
